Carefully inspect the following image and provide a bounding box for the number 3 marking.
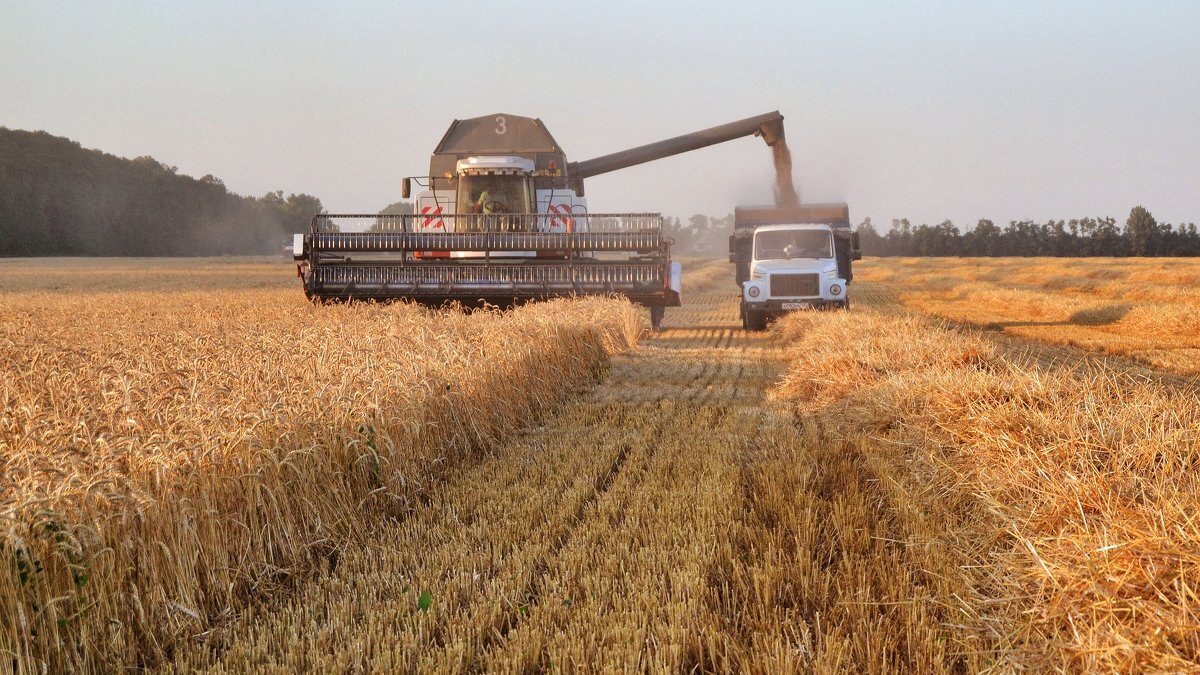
[495,116,507,135]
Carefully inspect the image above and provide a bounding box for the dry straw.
[772,307,1200,671]
[859,257,1200,374]
[0,278,641,673]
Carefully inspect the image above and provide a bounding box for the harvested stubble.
[772,307,1200,671]
[857,257,1200,374]
[167,262,997,673]
[0,263,642,673]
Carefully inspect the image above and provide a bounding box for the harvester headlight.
[748,285,761,298]
[829,284,843,296]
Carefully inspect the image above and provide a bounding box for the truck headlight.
[829,284,843,296]
[748,285,761,298]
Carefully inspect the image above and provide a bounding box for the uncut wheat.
[0,276,641,673]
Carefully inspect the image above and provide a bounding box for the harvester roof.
[429,114,568,185]
[434,114,562,155]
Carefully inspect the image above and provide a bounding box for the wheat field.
[3,256,1198,672]
[0,258,641,672]
[857,256,1200,375]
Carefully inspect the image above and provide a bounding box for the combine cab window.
[457,174,532,232]
[457,174,531,231]
[754,230,833,260]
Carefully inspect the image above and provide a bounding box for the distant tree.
[673,214,711,254]
[886,218,914,256]
[855,218,884,256]
[379,200,414,216]
[699,214,733,254]
[0,127,327,256]
[659,213,739,255]
[1048,219,1073,256]
[912,220,960,256]
[663,216,690,250]
[968,219,1000,256]
[1170,222,1200,256]
[1093,216,1125,256]
[1126,205,1159,256]
[687,214,711,254]
[369,200,414,231]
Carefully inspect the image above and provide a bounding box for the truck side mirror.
[851,232,862,260]
[401,177,411,199]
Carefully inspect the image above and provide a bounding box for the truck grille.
[770,273,819,297]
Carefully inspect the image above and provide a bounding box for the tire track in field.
[471,264,790,671]
[480,439,635,650]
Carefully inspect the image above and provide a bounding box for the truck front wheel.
[743,308,768,332]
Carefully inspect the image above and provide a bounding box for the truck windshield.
[754,230,833,260]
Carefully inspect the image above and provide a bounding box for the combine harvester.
[293,112,792,328]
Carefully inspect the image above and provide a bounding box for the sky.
[2,1,1199,230]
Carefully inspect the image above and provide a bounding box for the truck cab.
[730,203,859,331]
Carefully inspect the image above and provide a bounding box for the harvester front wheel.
[650,305,665,331]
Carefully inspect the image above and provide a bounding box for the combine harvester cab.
[294,111,794,329]
[730,204,862,331]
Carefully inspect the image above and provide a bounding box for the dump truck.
[730,204,862,331]
[293,111,793,329]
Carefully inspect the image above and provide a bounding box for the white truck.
[729,204,861,331]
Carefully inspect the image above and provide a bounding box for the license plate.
[781,302,811,310]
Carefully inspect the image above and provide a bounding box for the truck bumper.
[743,298,844,312]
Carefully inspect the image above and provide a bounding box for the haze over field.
[2,1,1198,227]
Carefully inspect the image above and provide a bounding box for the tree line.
[666,207,1199,257]
[856,207,1200,257]
[663,214,732,255]
[0,128,324,256]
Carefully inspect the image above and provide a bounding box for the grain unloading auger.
[293,111,791,328]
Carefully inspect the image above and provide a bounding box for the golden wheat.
[0,259,642,673]
[857,256,1200,374]
[773,306,1200,671]
[7,256,1198,673]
